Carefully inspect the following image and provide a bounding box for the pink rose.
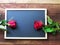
[8,20,16,29]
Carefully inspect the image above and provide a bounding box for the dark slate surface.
[6,10,45,37]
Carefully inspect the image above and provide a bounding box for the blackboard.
[4,8,47,39]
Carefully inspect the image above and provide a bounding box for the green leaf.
[55,22,60,29]
[47,16,53,24]
[43,16,60,34]
[1,20,7,26]
[0,25,7,31]
[43,26,55,33]
[0,21,2,24]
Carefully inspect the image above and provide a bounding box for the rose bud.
[8,20,16,29]
[34,21,44,30]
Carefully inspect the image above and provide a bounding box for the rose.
[34,21,43,30]
[8,20,16,29]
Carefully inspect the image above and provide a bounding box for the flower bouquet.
[34,16,60,35]
[0,19,16,31]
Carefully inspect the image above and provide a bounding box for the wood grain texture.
[0,4,60,45]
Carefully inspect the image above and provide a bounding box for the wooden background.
[0,3,60,45]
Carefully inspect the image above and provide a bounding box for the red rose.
[34,21,43,30]
[8,20,16,29]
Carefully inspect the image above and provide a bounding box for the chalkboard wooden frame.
[4,8,47,39]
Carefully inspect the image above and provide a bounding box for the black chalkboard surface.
[4,8,47,39]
